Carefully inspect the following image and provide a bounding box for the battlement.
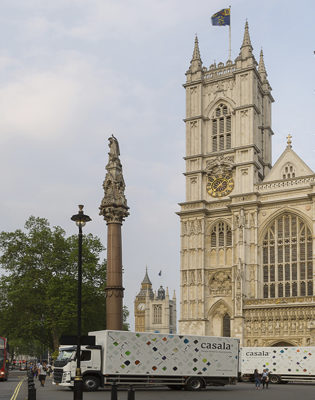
[203,60,237,81]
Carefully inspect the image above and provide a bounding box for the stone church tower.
[134,269,177,333]
[178,22,315,346]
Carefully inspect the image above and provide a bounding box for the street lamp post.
[71,205,91,400]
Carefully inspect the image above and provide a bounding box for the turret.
[258,49,267,81]
[186,36,203,81]
[240,21,253,58]
[157,285,165,300]
[236,21,256,68]
[258,49,272,94]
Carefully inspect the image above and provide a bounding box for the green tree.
[0,216,115,354]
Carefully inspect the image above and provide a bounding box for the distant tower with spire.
[134,268,176,333]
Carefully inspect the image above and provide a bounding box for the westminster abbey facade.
[178,22,315,346]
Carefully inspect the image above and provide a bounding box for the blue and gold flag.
[211,8,230,26]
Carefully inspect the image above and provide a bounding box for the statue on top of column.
[99,135,129,224]
[108,135,120,162]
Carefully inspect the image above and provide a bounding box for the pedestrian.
[33,363,38,378]
[254,368,261,390]
[38,361,47,387]
[265,370,270,389]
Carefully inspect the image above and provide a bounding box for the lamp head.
[71,205,92,227]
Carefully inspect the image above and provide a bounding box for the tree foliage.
[0,216,115,354]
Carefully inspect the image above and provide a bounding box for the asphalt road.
[2,371,315,400]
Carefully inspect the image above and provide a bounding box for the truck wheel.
[269,375,281,384]
[185,377,204,391]
[83,375,100,391]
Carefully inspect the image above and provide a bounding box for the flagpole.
[229,5,231,60]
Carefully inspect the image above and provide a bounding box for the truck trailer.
[240,346,315,384]
[53,330,239,391]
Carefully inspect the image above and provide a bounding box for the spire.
[188,35,202,73]
[258,49,267,81]
[286,134,292,149]
[192,35,201,61]
[141,266,152,285]
[239,21,253,59]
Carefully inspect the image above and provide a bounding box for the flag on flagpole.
[211,8,230,26]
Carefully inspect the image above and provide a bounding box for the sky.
[0,0,314,331]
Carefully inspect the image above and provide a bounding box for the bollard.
[127,386,135,400]
[111,380,118,400]
[28,373,36,400]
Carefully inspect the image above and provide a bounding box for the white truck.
[240,346,315,384]
[53,330,239,391]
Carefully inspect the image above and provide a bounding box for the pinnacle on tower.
[142,266,151,284]
[258,49,267,81]
[188,35,203,73]
[192,35,201,61]
[239,20,253,59]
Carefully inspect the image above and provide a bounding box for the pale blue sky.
[0,0,314,330]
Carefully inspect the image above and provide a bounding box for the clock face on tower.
[207,173,234,198]
[137,303,145,311]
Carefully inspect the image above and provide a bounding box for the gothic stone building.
[134,269,177,334]
[177,22,315,346]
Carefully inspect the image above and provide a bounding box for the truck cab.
[53,345,102,391]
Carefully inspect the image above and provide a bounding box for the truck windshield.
[56,348,75,362]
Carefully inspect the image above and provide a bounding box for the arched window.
[223,314,231,337]
[208,221,233,267]
[153,304,162,324]
[262,213,313,299]
[211,104,232,152]
[210,221,232,249]
[281,163,296,179]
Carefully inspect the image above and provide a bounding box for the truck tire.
[185,377,204,391]
[269,375,281,384]
[83,375,100,391]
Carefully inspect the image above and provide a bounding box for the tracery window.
[211,104,232,152]
[262,213,313,299]
[210,221,232,249]
[153,304,162,324]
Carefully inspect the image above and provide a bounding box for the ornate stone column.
[99,135,129,330]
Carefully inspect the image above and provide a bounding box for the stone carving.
[255,176,315,192]
[245,296,315,306]
[99,135,129,223]
[189,270,195,285]
[206,155,234,175]
[108,135,120,162]
[182,219,203,236]
[182,271,188,284]
[208,269,232,296]
[244,305,315,345]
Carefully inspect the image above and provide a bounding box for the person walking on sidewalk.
[38,361,47,387]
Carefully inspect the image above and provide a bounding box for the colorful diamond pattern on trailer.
[241,347,315,375]
[102,330,239,376]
